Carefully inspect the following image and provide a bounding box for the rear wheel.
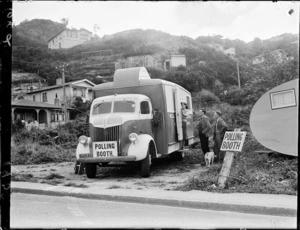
[85,163,97,178]
[74,160,80,174]
[141,149,151,178]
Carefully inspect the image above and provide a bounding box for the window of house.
[33,95,35,101]
[42,92,47,102]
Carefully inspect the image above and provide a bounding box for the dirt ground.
[12,149,209,191]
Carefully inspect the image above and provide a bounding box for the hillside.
[13,19,66,47]
[12,19,299,100]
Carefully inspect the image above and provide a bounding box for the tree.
[61,18,69,28]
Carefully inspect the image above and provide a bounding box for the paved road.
[11,193,296,229]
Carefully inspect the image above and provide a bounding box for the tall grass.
[11,120,88,165]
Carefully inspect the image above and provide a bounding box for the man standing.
[213,110,228,162]
[197,109,212,155]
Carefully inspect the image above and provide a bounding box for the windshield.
[92,100,136,115]
[113,101,136,113]
[92,102,112,115]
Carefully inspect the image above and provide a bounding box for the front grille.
[92,125,121,155]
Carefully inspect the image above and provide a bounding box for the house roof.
[26,79,96,94]
[271,49,287,55]
[12,99,71,109]
[47,28,93,43]
[253,54,265,59]
[79,28,93,34]
[47,29,67,43]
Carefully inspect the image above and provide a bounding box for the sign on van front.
[220,131,247,152]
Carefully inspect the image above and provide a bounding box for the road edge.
[12,187,297,217]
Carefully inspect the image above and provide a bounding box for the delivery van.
[75,67,194,178]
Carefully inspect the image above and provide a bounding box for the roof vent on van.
[113,67,151,88]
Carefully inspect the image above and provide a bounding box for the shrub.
[193,89,220,109]
[11,143,76,165]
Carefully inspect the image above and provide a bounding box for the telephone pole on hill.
[235,57,241,90]
[56,64,68,123]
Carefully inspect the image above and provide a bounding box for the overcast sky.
[13,1,299,43]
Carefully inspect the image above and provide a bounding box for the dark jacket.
[214,117,227,137]
[198,115,212,137]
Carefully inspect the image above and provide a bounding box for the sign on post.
[220,131,247,152]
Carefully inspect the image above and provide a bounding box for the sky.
[13,1,299,43]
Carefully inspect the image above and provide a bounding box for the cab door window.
[140,101,150,114]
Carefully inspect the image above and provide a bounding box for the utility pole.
[236,58,241,90]
[62,65,66,122]
[56,64,68,123]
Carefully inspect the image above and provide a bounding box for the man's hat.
[216,110,222,116]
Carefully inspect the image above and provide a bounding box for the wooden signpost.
[218,129,247,189]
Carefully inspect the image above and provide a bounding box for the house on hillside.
[252,54,265,65]
[270,49,287,63]
[164,54,186,70]
[208,43,224,52]
[224,47,236,59]
[115,55,158,70]
[12,72,47,99]
[12,99,72,130]
[48,28,92,49]
[252,49,288,65]
[25,78,96,107]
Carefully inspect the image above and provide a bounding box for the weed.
[11,173,34,182]
[107,185,122,189]
[64,182,88,188]
[44,173,65,180]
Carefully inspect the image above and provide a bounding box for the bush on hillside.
[11,119,25,134]
[193,89,220,109]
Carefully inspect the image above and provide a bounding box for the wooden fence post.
[218,151,235,189]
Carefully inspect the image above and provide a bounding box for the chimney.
[56,78,63,85]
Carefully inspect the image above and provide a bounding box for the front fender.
[127,134,157,161]
[75,139,92,160]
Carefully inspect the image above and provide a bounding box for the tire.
[74,161,85,175]
[85,163,97,178]
[74,160,80,174]
[141,149,151,178]
[78,163,85,175]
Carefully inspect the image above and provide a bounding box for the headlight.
[129,133,138,142]
[79,135,88,144]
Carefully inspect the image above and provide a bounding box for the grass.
[11,121,87,165]
[44,173,65,180]
[11,173,38,182]
[176,131,298,195]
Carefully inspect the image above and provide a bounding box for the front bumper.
[77,156,137,163]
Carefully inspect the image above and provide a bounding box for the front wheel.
[74,160,85,175]
[140,149,151,178]
[85,163,97,178]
